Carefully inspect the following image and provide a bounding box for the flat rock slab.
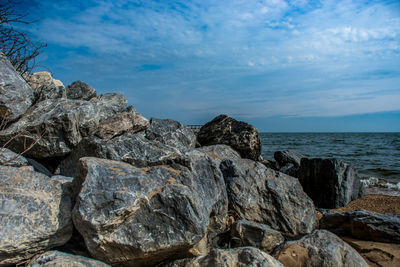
[0,166,72,266]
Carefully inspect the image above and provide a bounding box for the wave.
[361,177,400,191]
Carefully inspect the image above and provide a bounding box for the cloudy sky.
[19,0,400,131]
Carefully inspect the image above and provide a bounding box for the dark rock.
[298,158,365,208]
[274,150,304,168]
[66,81,96,101]
[320,210,400,243]
[275,230,368,267]
[231,220,284,253]
[90,93,127,116]
[261,159,278,170]
[220,158,316,236]
[164,247,283,267]
[197,115,261,160]
[0,165,72,266]
[26,158,53,176]
[0,52,34,121]
[27,72,65,102]
[146,118,196,151]
[27,251,110,267]
[0,147,28,167]
[197,144,241,166]
[72,151,227,266]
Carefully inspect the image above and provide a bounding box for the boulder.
[164,247,283,267]
[319,210,400,243]
[197,144,241,166]
[90,93,127,116]
[0,52,34,121]
[231,220,284,253]
[220,158,316,236]
[0,147,28,167]
[72,151,228,266]
[27,251,110,267]
[197,115,261,160]
[298,158,365,208]
[261,159,278,170]
[66,80,97,100]
[275,230,368,267]
[26,72,65,102]
[274,150,305,177]
[0,165,72,266]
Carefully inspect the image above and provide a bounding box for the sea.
[260,132,400,193]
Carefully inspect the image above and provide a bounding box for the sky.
[17,0,400,132]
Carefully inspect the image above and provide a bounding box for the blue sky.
[18,0,400,131]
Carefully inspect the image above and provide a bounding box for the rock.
[220,158,316,236]
[27,251,110,267]
[146,118,196,152]
[56,133,183,177]
[231,220,285,253]
[197,115,261,160]
[0,147,28,167]
[261,159,278,170]
[90,93,128,116]
[26,72,65,102]
[26,158,53,176]
[197,144,241,166]
[319,210,400,243]
[164,247,283,267]
[341,237,400,267]
[95,111,149,140]
[72,151,228,266]
[274,150,304,168]
[66,80,97,100]
[0,52,34,121]
[0,165,72,266]
[0,98,127,158]
[298,158,365,208]
[275,230,368,267]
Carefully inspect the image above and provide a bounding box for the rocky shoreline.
[1,52,399,266]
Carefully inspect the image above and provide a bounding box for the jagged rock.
[90,93,127,116]
[275,230,368,267]
[261,159,278,170]
[197,144,241,165]
[0,53,34,121]
[72,151,227,266]
[274,150,304,168]
[0,98,128,158]
[220,158,316,236]
[66,80,97,100]
[0,165,72,266]
[164,247,283,267]
[0,147,28,167]
[319,210,400,243]
[231,220,284,253]
[26,158,53,176]
[27,251,110,267]
[146,118,196,152]
[197,115,261,160]
[95,111,149,140]
[56,132,183,177]
[298,158,365,208]
[26,72,65,102]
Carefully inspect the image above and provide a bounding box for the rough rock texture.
[261,159,278,170]
[27,72,65,102]
[197,144,241,166]
[231,220,285,253]
[275,230,368,267]
[66,80,97,101]
[298,158,365,208]
[274,150,305,177]
[95,111,149,140]
[0,52,34,121]
[0,147,28,167]
[197,115,261,161]
[220,158,316,236]
[0,165,72,266]
[90,93,127,116]
[27,251,110,267]
[320,210,400,243]
[0,98,127,158]
[165,247,283,267]
[146,118,196,152]
[341,237,400,267]
[26,157,53,176]
[56,133,183,177]
[72,152,228,266]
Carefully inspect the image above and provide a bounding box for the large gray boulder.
[197,144,241,166]
[26,72,65,102]
[320,210,400,243]
[298,158,365,208]
[66,80,97,101]
[164,247,283,267]
[220,159,317,236]
[0,166,72,266]
[90,93,128,116]
[274,150,305,177]
[275,230,368,267]
[0,147,28,167]
[197,115,261,161]
[72,151,228,266]
[27,251,110,267]
[0,53,34,121]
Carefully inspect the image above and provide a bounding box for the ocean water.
[260,133,400,187]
